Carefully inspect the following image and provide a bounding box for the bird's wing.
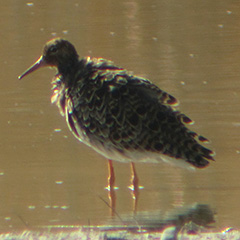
[126,77,213,144]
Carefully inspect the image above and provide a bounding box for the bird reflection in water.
[104,203,215,238]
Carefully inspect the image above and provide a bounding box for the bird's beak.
[18,56,46,80]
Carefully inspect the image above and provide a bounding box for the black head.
[19,38,79,79]
[43,38,79,67]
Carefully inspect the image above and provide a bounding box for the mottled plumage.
[19,38,215,170]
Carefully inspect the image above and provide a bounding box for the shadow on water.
[104,203,215,235]
[13,203,214,240]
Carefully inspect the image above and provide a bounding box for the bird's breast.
[51,75,67,116]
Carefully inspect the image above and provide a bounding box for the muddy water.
[0,0,240,231]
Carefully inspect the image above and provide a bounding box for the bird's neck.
[58,58,78,76]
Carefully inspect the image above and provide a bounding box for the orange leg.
[107,159,116,216]
[129,162,140,212]
[130,162,139,193]
[107,159,115,190]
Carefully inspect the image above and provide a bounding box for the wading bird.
[19,38,215,212]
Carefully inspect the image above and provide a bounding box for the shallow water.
[0,0,240,232]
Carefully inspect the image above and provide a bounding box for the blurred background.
[0,0,240,232]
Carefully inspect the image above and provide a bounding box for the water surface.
[0,0,240,232]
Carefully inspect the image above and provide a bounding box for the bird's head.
[19,38,79,80]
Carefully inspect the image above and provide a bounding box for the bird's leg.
[107,159,115,190]
[129,162,139,212]
[107,159,117,216]
[129,162,139,192]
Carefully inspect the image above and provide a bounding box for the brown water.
[1,0,240,232]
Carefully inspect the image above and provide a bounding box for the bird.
[18,38,215,201]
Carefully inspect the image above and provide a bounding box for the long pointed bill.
[18,56,46,80]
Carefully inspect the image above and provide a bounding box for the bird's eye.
[49,46,58,53]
